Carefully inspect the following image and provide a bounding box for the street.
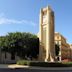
[0,68,72,72]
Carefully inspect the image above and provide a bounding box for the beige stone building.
[55,32,71,61]
[38,6,72,62]
[38,6,55,62]
[38,31,71,62]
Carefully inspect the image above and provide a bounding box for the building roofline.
[55,32,67,40]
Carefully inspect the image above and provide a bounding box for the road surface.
[0,68,72,72]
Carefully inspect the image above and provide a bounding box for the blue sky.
[0,0,72,43]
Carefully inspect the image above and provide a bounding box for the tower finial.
[47,5,52,11]
[48,5,51,8]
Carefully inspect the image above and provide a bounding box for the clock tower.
[39,6,55,62]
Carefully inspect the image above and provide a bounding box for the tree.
[0,36,8,52]
[0,32,39,60]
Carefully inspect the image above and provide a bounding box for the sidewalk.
[8,64,29,68]
[0,64,29,69]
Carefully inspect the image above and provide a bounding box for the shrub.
[62,62,72,65]
[17,60,30,65]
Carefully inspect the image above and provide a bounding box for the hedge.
[17,60,72,67]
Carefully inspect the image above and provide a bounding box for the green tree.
[0,32,39,60]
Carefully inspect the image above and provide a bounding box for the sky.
[0,0,72,43]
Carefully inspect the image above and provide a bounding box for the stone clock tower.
[39,6,55,62]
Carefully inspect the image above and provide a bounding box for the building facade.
[55,32,71,61]
[38,6,55,62]
[38,6,72,62]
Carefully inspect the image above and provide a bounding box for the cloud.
[0,13,36,26]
